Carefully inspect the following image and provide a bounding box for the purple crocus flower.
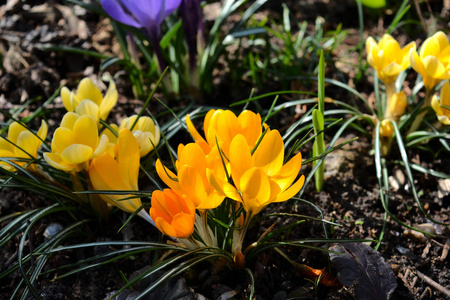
[101,0,183,70]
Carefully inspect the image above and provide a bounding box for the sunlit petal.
[118,129,140,190]
[61,144,93,165]
[75,99,100,122]
[252,130,284,175]
[43,152,74,172]
[75,78,103,106]
[92,134,109,158]
[53,127,75,154]
[60,112,80,129]
[99,80,118,120]
[61,87,73,111]
[73,115,98,149]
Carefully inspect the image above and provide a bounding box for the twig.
[415,270,450,298]
[413,0,427,35]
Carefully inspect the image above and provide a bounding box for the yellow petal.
[118,129,140,190]
[422,56,446,78]
[203,109,218,137]
[0,137,14,153]
[272,151,303,190]
[365,36,377,54]
[179,166,208,208]
[101,124,119,144]
[437,115,450,125]
[92,134,109,158]
[16,131,38,158]
[61,144,93,165]
[238,110,262,147]
[431,94,444,115]
[75,99,100,122]
[90,157,141,213]
[240,167,270,213]
[150,190,173,223]
[433,31,449,52]
[75,78,103,106]
[135,116,154,132]
[400,42,416,68]
[186,114,207,145]
[410,48,425,76]
[171,212,195,238]
[60,112,80,129]
[132,131,153,157]
[252,130,284,175]
[155,159,183,193]
[90,153,125,190]
[8,122,27,144]
[379,34,394,48]
[207,169,241,202]
[275,175,305,203]
[382,63,404,77]
[38,120,48,142]
[73,115,98,149]
[43,152,74,172]
[229,134,252,186]
[52,127,75,154]
[440,81,450,106]
[61,87,73,111]
[383,39,401,62]
[179,143,207,171]
[421,36,440,58]
[99,80,118,120]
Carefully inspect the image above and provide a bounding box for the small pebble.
[43,223,63,240]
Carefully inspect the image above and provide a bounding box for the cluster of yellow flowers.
[366,31,450,151]
[0,78,161,223]
[0,78,304,252]
[149,109,305,255]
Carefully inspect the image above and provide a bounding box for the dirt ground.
[0,0,449,299]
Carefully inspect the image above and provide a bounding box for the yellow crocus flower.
[119,115,161,157]
[156,142,226,210]
[410,31,450,90]
[61,77,118,125]
[44,112,108,172]
[89,128,154,224]
[209,130,304,216]
[431,81,450,125]
[0,120,47,171]
[366,34,416,83]
[150,189,195,238]
[186,109,263,157]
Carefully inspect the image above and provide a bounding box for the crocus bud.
[389,91,407,118]
[150,189,196,238]
[379,120,394,138]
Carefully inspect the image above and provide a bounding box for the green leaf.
[357,0,386,9]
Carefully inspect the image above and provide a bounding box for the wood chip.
[441,239,450,261]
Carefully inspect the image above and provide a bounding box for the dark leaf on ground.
[329,243,397,300]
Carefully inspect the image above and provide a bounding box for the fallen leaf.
[329,243,397,300]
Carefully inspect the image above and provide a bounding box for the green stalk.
[313,51,326,192]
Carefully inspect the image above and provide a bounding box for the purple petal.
[101,0,143,28]
[162,0,183,19]
[120,0,161,26]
